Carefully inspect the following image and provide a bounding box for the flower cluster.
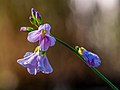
[17,8,56,75]
[17,8,101,75]
[76,46,101,67]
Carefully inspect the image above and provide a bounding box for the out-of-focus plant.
[17,8,118,90]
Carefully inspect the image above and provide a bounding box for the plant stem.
[55,37,118,90]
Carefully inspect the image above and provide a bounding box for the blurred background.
[0,0,120,90]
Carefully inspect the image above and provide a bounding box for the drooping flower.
[78,47,101,67]
[27,23,56,51]
[17,49,53,75]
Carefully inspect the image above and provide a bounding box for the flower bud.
[36,11,41,19]
[31,8,36,18]
[26,27,34,32]
[36,11,42,25]
[29,16,36,25]
[29,16,33,21]
[20,27,27,32]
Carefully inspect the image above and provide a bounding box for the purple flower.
[79,47,101,67]
[27,23,56,51]
[17,52,53,75]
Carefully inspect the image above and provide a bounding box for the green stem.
[55,37,118,90]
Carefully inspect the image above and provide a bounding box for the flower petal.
[39,37,50,51]
[27,66,37,75]
[24,52,33,57]
[17,53,34,67]
[37,55,45,72]
[37,56,53,74]
[44,23,51,33]
[17,59,27,67]
[89,54,101,67]
[39,35,56,51]
[82,50,89,61]
[23,54,37,66]
[42,57,53,74]
[27,30,40,43]
[46,35,56,46]
[82,50,101,67]
[38,23,51,33]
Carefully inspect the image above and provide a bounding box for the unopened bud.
[26,27,34,32]
[20,27,27,32]
[29,16,36,25]
[31,8,36,18]
[36,11,41,19]
[36,11,42,25]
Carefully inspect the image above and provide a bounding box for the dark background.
[0,0,120,90]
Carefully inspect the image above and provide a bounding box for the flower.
[17,51,53,75]
[27,23,56,51]
[78,47,101,67]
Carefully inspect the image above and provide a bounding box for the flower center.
[41,30,47,38]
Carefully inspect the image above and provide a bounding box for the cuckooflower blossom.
[17,51,53,75]
[78,47,101,67]
[27,23,56,51]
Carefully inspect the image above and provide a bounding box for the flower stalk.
[55,37,118,90]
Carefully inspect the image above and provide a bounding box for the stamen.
[78,47,85,55]
[41,30,47,37]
